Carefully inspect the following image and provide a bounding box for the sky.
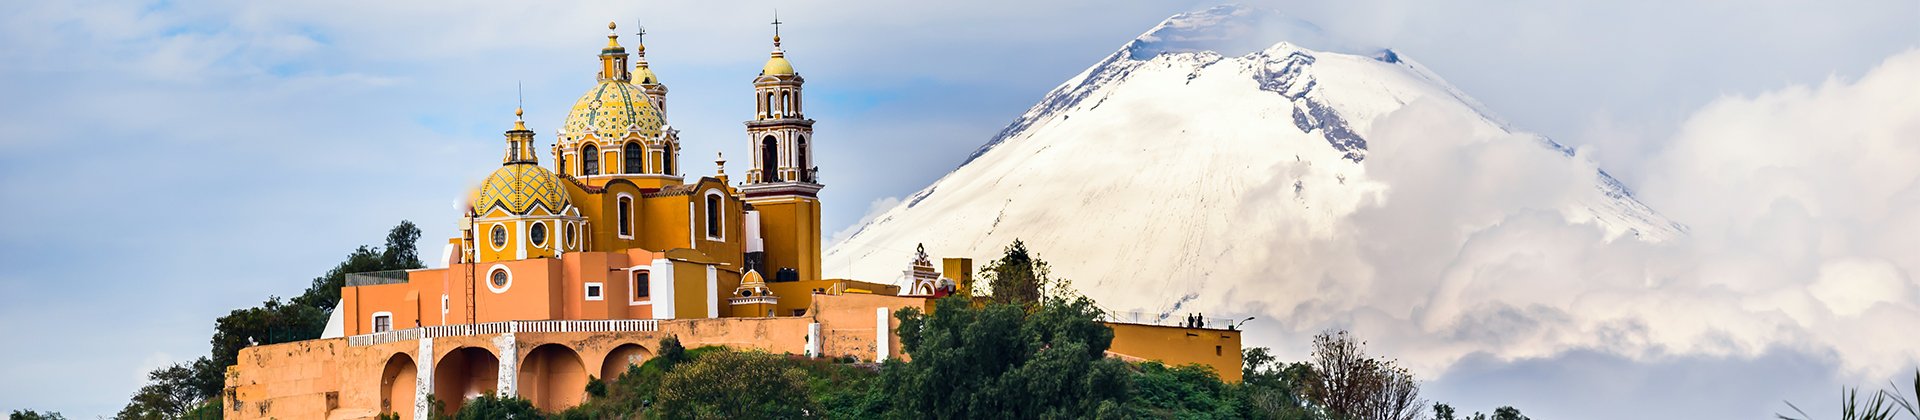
[0,0,1914,417]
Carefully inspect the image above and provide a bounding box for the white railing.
[346,319,661,347]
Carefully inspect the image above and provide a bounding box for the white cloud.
[1225,49,1920,399]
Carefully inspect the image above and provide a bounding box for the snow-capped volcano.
[824,5,1684,314]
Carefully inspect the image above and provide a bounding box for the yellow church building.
[222,21,1242,420]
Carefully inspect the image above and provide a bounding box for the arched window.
[797,136,810,182]
[616,196,632,238]
[661,146,674,175]
[780,91,791,117]
[582,144,600,176]
[623,142,643,174]
[704,191,723,240]
[760,136,779,182]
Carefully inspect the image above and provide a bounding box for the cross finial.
[771,10,783,45]
[635,23,646,44]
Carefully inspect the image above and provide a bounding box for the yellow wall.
[1106,323,1243,383]
[748,196,821,283]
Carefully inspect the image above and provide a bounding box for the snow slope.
[823,5,1684,314]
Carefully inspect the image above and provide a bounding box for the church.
[223,21,1242,420]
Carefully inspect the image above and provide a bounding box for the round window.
[489,224,507,248]
[490,269,509,288]
[529,222,548,246]
[564,223,576,249]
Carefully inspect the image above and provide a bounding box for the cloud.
[1211,49,1920,415]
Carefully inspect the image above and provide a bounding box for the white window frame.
[703,189,726,242]
[488,223,508,251]
[486,264,513,294]
[585,282,604,301]
[615,193,635,239]
[529,220,549,249]
[371,311,394,333]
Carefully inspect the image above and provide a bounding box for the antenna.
[516,81,524,110]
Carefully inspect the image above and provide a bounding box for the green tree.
[889,294,1131,418]
[1491,406,1530,420]
[983,239,1075,304]
[120,220,428,416]
[9,410,67,420]
[450,394,542,420]
[1779,369,1920,420]
[114,363,202,419]
[655,350,813,419]
[1434,403,1458,420]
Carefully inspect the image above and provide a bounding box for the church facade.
[223,22,1242,420]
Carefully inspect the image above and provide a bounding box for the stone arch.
[518,343,588,412]
[433,347,499,414]
[380,353,417,419]
[599,343,654,381]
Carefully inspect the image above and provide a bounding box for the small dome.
[474,164,571,216]
[633,65,660,85]
[762,55,795,76]
[561,81,663,143]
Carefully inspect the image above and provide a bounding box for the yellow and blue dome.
[562,81,663,141]
[474,164,571,216]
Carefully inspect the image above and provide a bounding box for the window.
[633,271,651,299]
[616,196,632,238]
[585,282,604,301]
[623,142,643,174]
[797,136,810,182]
[564,222,577,249]
[1215,345,1222,357]
[489,224,507,249]
[704,192,723,240]
[487,266,513,293]
[661,146,674,175]
[529,222,548,247]
[582,144,600,175]
[760,136,778,182]
[372,313,392,333]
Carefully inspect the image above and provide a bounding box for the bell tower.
[740,17,823,283]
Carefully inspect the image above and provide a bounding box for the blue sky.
[0,0,1914,417]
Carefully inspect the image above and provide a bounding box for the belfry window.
[583,144,600,175]
[797,136,810,182]
[760,136,779,182]
[616,197,632,238]
[623,142,643,174]
[705,192,723,240]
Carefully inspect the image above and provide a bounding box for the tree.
[115,363,202,419]
[1305,330,1424,420]
[121,220,428,416]
[1491,406,1530,420]
[977,239,1062,305]
[1434,403,1458,420]
[449,394,542,420]
[1779,369,1920,420]
[889,294,1131,418]
[9,410,67,420]
[655,350,813,419]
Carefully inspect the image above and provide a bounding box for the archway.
[433,347,499,414]
[380,353,417,420]
[518,343,588,412]
[599,343,654,381]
